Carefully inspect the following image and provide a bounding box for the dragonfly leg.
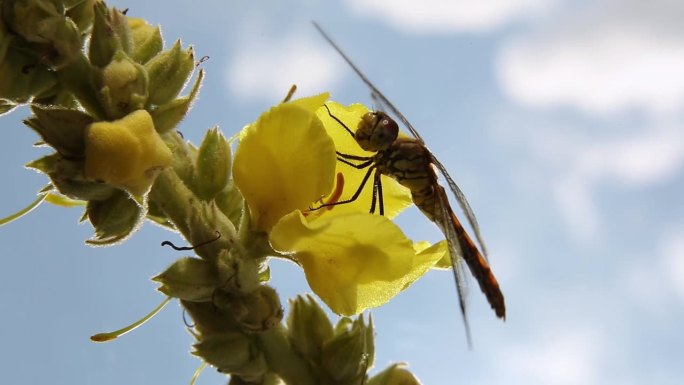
[310,165,376,211]
[370,170,384,215]
[337,155,373,169]
[323,104,356,139]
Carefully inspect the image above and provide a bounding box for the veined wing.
[312,22,490,261]
[435,184,473,347]
[436,183,506,323]
[312,22,425,143]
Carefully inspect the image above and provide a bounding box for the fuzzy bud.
[287,295,334,359]
[98,51,149,118]
[195,127,231,200]
[145,40,194,105]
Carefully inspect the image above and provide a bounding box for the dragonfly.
[312,22,505,345]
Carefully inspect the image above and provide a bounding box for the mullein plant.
[1,1,452,384]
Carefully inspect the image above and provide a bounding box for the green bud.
[25,105,92,158]
[182,300,241,336]
[287,295,334,359]
[128,17,163,63]
[214,285,283,332]
[98,51,149,118]
[86,189,143,245]
[193,332,267,381]
[88,3,132,67]
[164,131,195,186]
[367,364,423,385]
[145,40,194,105]
[0,46,57,101]
[153,257,221,301]
[214,180,244,227]
[150,69,203,133]
[321,315,374,384]
[2,0,63,44]
[195,127,231,200]
[26,153,116,201]
[3,0,82,67]
[65,0,96,33]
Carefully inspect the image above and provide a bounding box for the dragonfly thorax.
[355,111,399,152]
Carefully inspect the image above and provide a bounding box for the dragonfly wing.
[431,156,490,262]
[436,185,473,348]
[312,22,426,144]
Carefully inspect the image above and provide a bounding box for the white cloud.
[554,124,684,241]
[501,330,602,385]
[227,36,342,102]
[497,0,684,115]
[660,230,684,301]
[345,0,556,33]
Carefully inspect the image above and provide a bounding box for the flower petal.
[84,109,172,196]
[270,210,443,315]
[316,102,412,219]
[233,94,336,231]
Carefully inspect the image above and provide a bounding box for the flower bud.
[0,46,57,101]
[321,315,374,384]
[287,295,334,359]
[214,180,244,227]
[89,3,132,67]
[84,109,172,196]
[153,257,221,301]
[87,189,143,245]
[192,332,268,381]
[65,0,97,33]
[3,0,82,67]
[149,69,203,133]
[98,51,149,118]
[214,285,283,332]
[25,105,92,158]
[26,153,116,201]
[367,365,423,385]
[128,18,163,64]
[145,40,194,105]
[195,127,231,200]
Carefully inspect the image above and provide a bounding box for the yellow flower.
[85,109,172,196]
[233,94,447,315]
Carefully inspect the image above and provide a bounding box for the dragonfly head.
[356,111,399,152]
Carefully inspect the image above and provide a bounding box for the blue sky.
[2,0,683,384]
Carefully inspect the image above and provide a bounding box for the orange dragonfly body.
[314,23,505,343]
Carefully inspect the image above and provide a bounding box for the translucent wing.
[312,22,425,143]
[312,22,489,260]
[431,156,489,261]
[436,185,473,347]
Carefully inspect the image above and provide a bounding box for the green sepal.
[26,153,116,201]
[0,45,57,101]
[88,3,132,67]
[25,105,93,158]
[145,40,194,105]
[129,18,163,64]
[193,332,268,380]
[86,189,143,245]
[65,0,97,33]
[213,285,283,333]
[152,257,220,301]
[214,180,244,227]
[287,295,334,359]
[195,127,231,200]
[150,69,203,134]
[321,315,374,384]
[98,50,149,119]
